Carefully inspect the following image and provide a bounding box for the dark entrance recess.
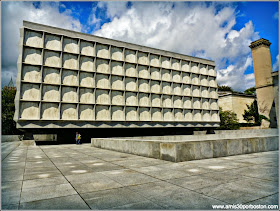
[22,127,215,145]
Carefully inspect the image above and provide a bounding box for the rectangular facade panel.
[15,21,220,128]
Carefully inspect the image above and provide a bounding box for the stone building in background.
[249,38,279,128]
[218,92,256,123]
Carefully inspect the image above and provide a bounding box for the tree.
[218,107,240,130]
[218,85,233,92]
[243,100,270,125]
[244,87,256,95]
[1,86,20,134]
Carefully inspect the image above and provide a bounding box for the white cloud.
[273,54,279,71]
[217,56,255,90]
[273,12,279,20]
[97,1,128,18]
[2,2,262,92]
[1,2,82,87]
[93,2,259,91]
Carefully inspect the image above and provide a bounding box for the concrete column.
[22,132,36,146]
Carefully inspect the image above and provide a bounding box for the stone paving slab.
[20,183,77,203]
[112,158,159,168]
[1,203,19,210]
[57,165,95,176]
[110,200,165,210]
[81,187,152,209]
[1,142,21,161]
[2,169,25,182]
[1,189,22,206]
[148,188,227,209]
[1,143,279,210]
[127,181,186,199]
[100,169,161,186]
[24,166,58,174]
[221,165,279,182]
[19,194,90,210]
[134,167,190,180]
[70,177,123,194]
[85,162,126,172]
[25,160,55,168]
[2,162,26,171]
[166,173,245,191]
[23,170,63,180]
[196,177,278,204]
[22,176,68,190]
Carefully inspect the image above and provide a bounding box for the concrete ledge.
[91,129,279,162]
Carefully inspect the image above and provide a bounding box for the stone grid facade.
[14,21,219,128]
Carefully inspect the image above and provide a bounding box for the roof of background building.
[218,92,256,98]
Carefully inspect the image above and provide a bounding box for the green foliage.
[218,85,233,92]
[1,87,21,135]
[243,100,270,125]
[218,107,240,130]
[243,100,258,123]
[244,87,256,95]
[258,115,270,125]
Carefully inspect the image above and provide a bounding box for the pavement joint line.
[244,192,279,204]
[1,142,22,161]
[38,145,92,210]
[17,193,80,206]
[18,145,29,208]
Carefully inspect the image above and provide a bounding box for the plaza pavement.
[1,141,279,210]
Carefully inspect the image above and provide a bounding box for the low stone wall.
[214,128,277,135]
[172,136,278,162]
[91,129,279,162]
[1,134,57,142]
[34,134,57,142]
[1,135,23,142]
[93,138,161,159]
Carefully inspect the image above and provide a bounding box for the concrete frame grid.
[14,21,220,129]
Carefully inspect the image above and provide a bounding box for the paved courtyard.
[1,141,279,210]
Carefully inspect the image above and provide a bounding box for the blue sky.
[1,1,279,91]
[234,2,278,75]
